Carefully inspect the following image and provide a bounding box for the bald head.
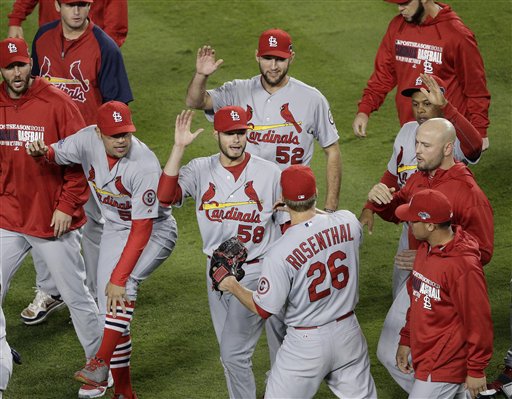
[415,118,456,174]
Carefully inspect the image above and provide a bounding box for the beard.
[259,64,289,87]
[410,2,425,25]
[417,151,444,172]
[219,141,246,162]
[5,73,30,97]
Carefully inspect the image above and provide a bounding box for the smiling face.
[256,53,294,90]
[1,61,32,99]
[216,129,247,165]
[98,129,133,159]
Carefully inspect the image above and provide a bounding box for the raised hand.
[174,110,204,147]
[368,183,395,205]
[196,45,224,77]
[419,73,447,108]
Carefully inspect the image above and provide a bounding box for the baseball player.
[218,164,377,399]
[360,73,483,297]
[20,0,133,339]
[365,118,494,393]
[7,0,128,47]
[394,189,493,399]
[0,36,102,372]
[352,0,491,150]
[27,101,177,399]
[157,106,284,399]
[186,28,341,212]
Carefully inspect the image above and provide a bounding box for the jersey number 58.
[307,250,349,302]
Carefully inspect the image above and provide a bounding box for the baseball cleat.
[487,365,512,393]
[20,288,66,325]
[11,347,22,365]
[74,358,109,387]
[78,370,113,398]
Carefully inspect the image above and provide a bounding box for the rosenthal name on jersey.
[286,222,355,270]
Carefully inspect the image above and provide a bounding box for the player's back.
[269,210,362,328]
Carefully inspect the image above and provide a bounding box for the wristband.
[324,208,335,213]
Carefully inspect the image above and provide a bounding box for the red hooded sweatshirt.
[367,162,494,266]
[357,2,490,137]
[0,77,87,238]
[399,226,493,382]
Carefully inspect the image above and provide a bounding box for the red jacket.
[357,2,490,137]
[31,20,133,125]
[399,226,493,382]
[0,77,87,238]
[367,162,494,265]
[7,0,128,47]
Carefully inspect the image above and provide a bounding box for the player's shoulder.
[33,20,60,43]
[127,138,160,169]
[332,209,360,225]
[91,23,121,53]
[220,76,258,89]
[395,121,419,139]
[247,154,282,177]
[32,77,76,105]
[288,77,326,98]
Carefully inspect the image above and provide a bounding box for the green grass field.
[0,1,510,398]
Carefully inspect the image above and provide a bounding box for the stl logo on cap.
[268,36,278,48]
[415,76,423,86]
[8,43,18,54]
[230,110,240,121]
[113,111,123,123]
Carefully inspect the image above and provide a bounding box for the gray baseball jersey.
[51,126,176,316]
[52,126,170,228]
[176,153,282,257]
[252,211,377,399]
[254,211,361,327]
[207,76,339,170]
[176,153,283,399]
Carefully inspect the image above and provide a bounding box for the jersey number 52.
[307,250,349,302]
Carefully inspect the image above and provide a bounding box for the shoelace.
[27,289,51,311]
[85,358,104,371]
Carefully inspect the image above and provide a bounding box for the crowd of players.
[0,0,509,398]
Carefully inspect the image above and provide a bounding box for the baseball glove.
[209,237,248,291]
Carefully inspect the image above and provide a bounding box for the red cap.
[214,106,250,133]
[395,189,453,223]
[281,165,316,201]
[257,29,293,59]
[97,101,136,136]
[401,74,447,97]
[0,38,30,68]
[59,0,93,3]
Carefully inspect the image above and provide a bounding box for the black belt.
[294,311,354,330]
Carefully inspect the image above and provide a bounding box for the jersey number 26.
[307,250,349,302]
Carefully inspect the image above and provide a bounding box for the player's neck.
[220,152,246,168]
[62,19,89,40]
[427,227,454,248]
[289,208,316,226]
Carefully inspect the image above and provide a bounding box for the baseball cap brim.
[221,123,251,133]
[395,204,418,222]
[401,87,422,97]
[100,123,136,136]
[257,49,292,59]
[0,55,30,69]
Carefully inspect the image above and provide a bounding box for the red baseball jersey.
[31,20,133,125]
